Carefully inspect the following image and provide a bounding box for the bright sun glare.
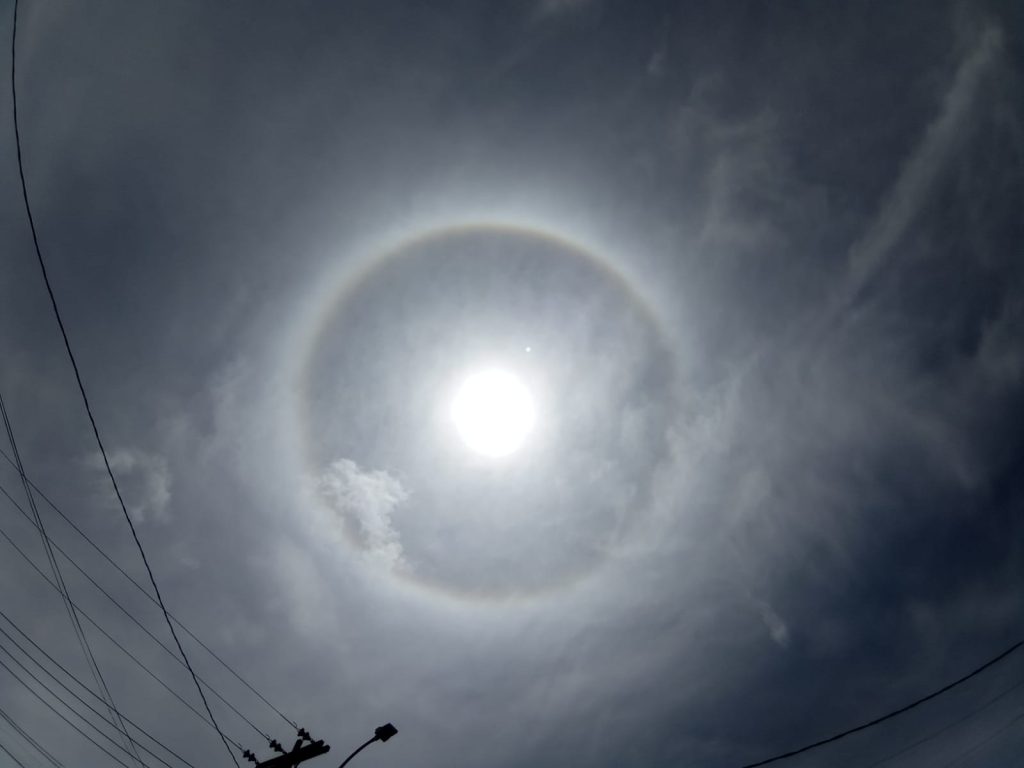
[451,368,536,458]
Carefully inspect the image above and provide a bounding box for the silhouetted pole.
[338,724,398,768]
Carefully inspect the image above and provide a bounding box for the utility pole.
[245,737,329,768]
[243,725,397,768]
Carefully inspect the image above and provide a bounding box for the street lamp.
[337,724,398,768]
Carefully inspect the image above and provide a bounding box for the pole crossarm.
[247,723,396,768]
[255,740,330,768]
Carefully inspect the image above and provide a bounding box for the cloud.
[688,106,791,251]
[978,293,1024,386]
[834,25,1005,319]
[315,458,407,569]
[85,448,172,523]
[647,48,666,78]
[536,0,596,16]
[751,597,791,648]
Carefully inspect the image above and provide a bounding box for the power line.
[0,512,247,751]
[0,618,198,768]
[11,2,242,765]
[0,739,30,768]
[0,655,141,768]
[0,646,180,768]
[736,638,1024,768]
[0,390,142,766]
[939,707,1024,768]
[866,675,1024,767]
[0,447,297,731]
[0,703,63,768]
[0,608,216,757]
[0,484,272,743]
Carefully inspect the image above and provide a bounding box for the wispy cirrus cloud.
[835,25,1005,320]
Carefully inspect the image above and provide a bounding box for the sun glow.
[451,368,536,458]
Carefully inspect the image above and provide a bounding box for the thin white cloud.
[85,448,172,523]
[316,458,407,569]
[835,25,1004,318]
[752,597,791,648]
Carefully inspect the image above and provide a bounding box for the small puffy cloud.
[316,458,407,569]
[647,48,666,77]
[85,448,172,523]
[753,598,791,649]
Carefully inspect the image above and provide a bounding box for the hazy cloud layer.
[1,3,1022,768]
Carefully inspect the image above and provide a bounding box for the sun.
[451,368,536,458]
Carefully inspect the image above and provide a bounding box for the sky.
[1,1,1024,767]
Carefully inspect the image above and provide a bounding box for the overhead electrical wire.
[0,512,247,752]
[0,619,198,768]
[0,608,217,763]
[736,638,1024,768]
[0,655,142,768]
[0,739,30,768]
[866,675,1024,767]
[938,706,1024,768]
[0,390,143,767]
[11,1,242,764]
[0,484,271,743]
[0,703,63,768]
[0,646,181,768]
[0,447,297,731]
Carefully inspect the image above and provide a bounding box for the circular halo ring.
[288,219,676,606]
